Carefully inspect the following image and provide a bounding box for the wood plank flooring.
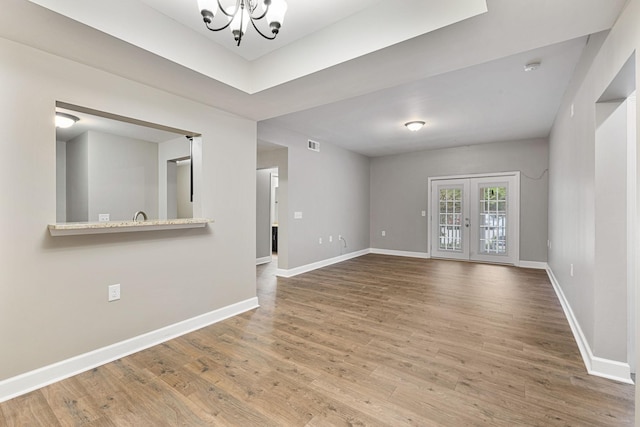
[0,255,634,426]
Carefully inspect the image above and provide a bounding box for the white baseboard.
[519,260,548,269]
[370,248,430,259]
[276,250,544,277]
[256,256,272,265]
[276,249,370,278]
[0,297,259,403]
[546,268,633,384]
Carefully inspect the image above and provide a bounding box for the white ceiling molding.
[26,0,487,94]
[27,0,251,91]
[248,0,488,92]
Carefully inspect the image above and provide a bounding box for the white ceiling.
[25,0,488,93]
[1,0,630,157]
[262,37,588,157]
[138,0,385,61]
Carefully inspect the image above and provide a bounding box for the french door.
[430,174,519,265]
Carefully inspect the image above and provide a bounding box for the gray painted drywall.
[166,161,177,219]
[86,130,159,222]
[256,169,272,260]
[65,132,89,222]
[176,163,193,219]
[548,0,639,373]
[55,140,66,222]
[370,138,549,262]
[0,36,256,381]
[158,137,191,220]
[258,123,370,270]
[257,147,289,268]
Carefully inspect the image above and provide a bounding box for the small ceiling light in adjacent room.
[524,62,541,72]
[55,112,79,128]
[405,121,426,132]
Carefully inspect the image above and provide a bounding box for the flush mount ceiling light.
[524,61,541,72]
[55,112,79,128]
[405,121,426,132]
[197,0,287,46]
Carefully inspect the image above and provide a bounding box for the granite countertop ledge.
[48,218,213,236]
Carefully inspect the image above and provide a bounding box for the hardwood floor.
[0,255,634,426]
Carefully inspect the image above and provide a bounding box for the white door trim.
[430,179,470,260]
[428,171,520,266]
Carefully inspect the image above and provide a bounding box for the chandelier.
[197,0,288,46]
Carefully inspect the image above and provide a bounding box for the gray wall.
[176,163,193,219]
[258,123,370,270]
[55,140,66,222]
[0,36,257,381]
[158,137,191,220]
[65,132,89,222]
[548,0,640,369]
[166,161,177,219]
[86,130,159,222]
[256,168,272,260]
[370,138,549,262]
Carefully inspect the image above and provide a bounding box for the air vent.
[308,139,320,152]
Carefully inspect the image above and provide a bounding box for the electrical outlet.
[99,213,110,222]
[108,284,120,302]
[381,230,386,237]
[294,211,303,219]
[329,235,333,243]
[421,210,426,217]
[319,237,323,244]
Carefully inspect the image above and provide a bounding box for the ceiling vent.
[308,139,320,152]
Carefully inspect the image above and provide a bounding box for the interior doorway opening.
[256,167,278,265]
[595,52,636,377]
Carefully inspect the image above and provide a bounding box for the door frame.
[427,171,521,266]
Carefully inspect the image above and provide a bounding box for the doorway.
[256,168,278,265]
[429,173,520,265]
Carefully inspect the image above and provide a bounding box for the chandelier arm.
[249,18,277,40]
[248,0,269,20]
[200,0,282,44]
[236,8,245,46]
[204,19,234,32]
[217,0,241,18]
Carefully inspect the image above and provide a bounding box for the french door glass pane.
[438,188,462,251]
[479,186,507,254]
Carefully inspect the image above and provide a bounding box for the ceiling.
[138,0,386,61]
[55,107,188,144]
[262,36,588,157]
[1,0,630,157]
